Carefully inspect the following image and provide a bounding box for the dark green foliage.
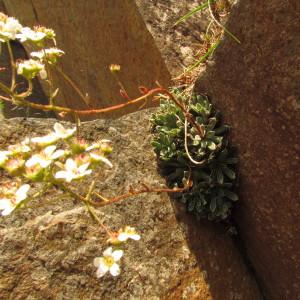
[151,89,238,221]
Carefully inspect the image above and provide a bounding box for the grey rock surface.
[136,0,211,76]
[0,111,262,299]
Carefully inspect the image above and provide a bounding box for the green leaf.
[196,199,204,213]
[222,166,236,180]
[182,41,220,75]
[216,168,224,184]
[151,140,161,151]
[188,199,196,212]
[207,117,217,130]
[224,190,239,201]
[174,1,215,26]
[206,131,216,139]
[226,157,238,164]
[210,197,217,212]
[215,125,230,135]
[194,170,210,181]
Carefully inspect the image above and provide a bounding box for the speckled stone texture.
[0,112,262,299]
[194,1,300,299]
[136,0,211,76]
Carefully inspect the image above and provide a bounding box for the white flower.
[0,184,30,216]
[53,123,76,139]
[26,145,64,168]
[108,226,141,244]
[17,59,46,80]
[31,123,76,146]
[0,150,11,166]
[93,247,123,278]
[16,27,46,43]
[8,139,31,154]
[31,48,64,64]
[90,153,113,168]
[0,15,22,42]
[85,143,98,152]
[55,158,92,182]
[31,134,59,146]
[17,26,55,43]
[86,139,111,151]
[118,226,141,242]
[35,26,55,39]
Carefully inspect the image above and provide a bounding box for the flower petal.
[15,184,30,202]
[54,122,76,138]
[130,234,141,241]
[118,233,128,242]
[40,160,52,168]
[112,249,123,261]
[93,257,102,267]
[55,170,70,180]
[78,162,90,173]
[44,145,56,156]
[31,134,57,145]
[0,199,15,216]
[90,154,113,168]
[25,156,40,167]
[54,122,65,134]
[51,149,65,160]
[109,263,121,276]
[65,158,77,171]
[0,151,11,165]
[103,247,113,257]
[96,261,109,278]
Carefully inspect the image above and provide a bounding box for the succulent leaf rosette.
[151,89,238,221]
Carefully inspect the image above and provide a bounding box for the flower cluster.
[0,122,112,216]
[16,44,64,80]
[0,13,63,81]
[0,13,22,42]
[17,26,55,43]
[94,226,140,277]
[1,13,142,281]
[16,59,47,80]
[0,13,55,44]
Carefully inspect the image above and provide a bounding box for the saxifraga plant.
[151,89,238,221]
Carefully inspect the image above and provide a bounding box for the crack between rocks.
[232,223,267,300]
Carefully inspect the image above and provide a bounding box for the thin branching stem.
[0,72,204,137]
[53,178,192,209]
[89,181,192,207]
[184,117,206,165]
[85,201,113,235]
[55,65,90,107]
[6,42,16,90]
[42,50,55,105]
[84,181,113,235]
[111,72,129,99]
